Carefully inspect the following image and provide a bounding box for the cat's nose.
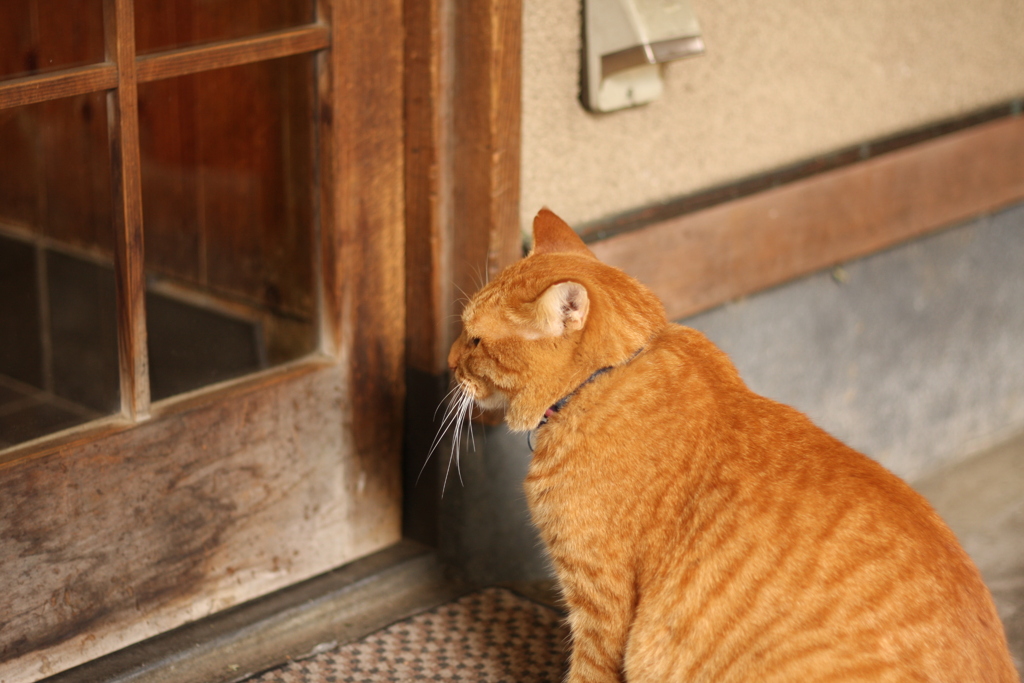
[447,343,460,371]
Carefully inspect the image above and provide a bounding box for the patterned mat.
[247,588,569,683]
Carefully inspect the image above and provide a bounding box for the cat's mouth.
[464,383,508,412]
[455,374,508,412]
[472,392,507,412]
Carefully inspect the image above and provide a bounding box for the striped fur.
[447,209,1018,682]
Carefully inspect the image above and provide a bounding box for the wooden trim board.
[591,115,1024,321]
[578,100,1023,243]
[403,0,450,376]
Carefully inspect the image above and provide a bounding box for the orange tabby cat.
[446,209,1018,682]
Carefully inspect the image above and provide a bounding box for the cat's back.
[550,325,1018,682]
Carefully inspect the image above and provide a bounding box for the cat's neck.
[535,346,646,431]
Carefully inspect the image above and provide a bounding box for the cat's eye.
[471,337,481,347]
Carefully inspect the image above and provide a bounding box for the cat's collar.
[528,347,644,451]
[535,364,615,431]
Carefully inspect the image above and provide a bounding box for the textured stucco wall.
[521,0,1024,228]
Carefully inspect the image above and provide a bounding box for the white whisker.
[418,385,467,486]
[454,393,473,486]
[433,383,462,421]
[467,403,477,452]
[471,263,487,292]
[442,391,473,495]
[421,380,481,495]
[428,391,465,456]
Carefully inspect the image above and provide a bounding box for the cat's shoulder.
[639,324,743,382]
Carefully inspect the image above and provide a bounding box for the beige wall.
[521,0,1024,230]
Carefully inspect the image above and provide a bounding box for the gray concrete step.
[916,430,1024,672]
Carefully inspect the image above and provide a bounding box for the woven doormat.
[247,588,569,683]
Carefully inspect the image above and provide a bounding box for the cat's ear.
[531,208,595,258]
[533,281,590,337]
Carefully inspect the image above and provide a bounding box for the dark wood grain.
[400,0,448,544]
[0,64,117,110]
[135,25,330,84]
[403,0,448,376]
[450,0,522,325]
[314,1,340,358]
[402,0,523,371]
[321,0,405,520]
[482,0,524,275]
[104,0,150,420]
[448,0,522,427]
[591,115,1024,321]
[44,541,468,683]
[0,26,328,111]
[133,0,315,55]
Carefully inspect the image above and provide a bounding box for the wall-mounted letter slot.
[582,0,705,113]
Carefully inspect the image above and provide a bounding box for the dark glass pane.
[0,93,113,251]
[138,55,317,400]
[0,0,105,81]
[0,95,119,450]
[136,0,315,55]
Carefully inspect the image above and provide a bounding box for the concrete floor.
[915,429,1024,672]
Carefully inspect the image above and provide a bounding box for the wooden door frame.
[403,0,523,379]
[401,0,524,545]
[0,1,404,680]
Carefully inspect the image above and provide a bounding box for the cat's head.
[448,209,667,431]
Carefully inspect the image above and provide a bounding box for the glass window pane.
[138,55,317,400]
[0,94,120,450]
[0,0,105,81]
[135,0,315,55]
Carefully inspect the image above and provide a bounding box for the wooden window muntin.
[0,0,333,441]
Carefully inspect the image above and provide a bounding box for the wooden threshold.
[591,114,1024,321]
[42,541,471,683]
